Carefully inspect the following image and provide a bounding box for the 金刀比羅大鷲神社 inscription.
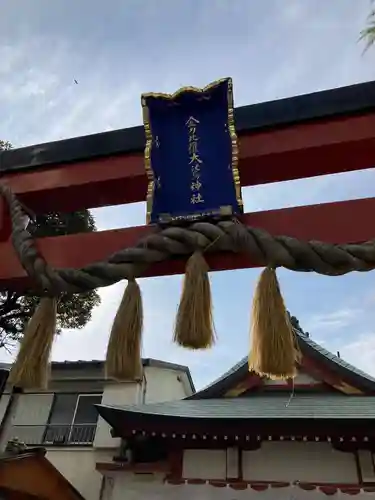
[142,78,243,224]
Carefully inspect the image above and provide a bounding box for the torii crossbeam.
[1,80,375,291]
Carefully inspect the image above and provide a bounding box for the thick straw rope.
[2,183,375,296]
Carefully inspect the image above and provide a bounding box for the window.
[44,394,102,445]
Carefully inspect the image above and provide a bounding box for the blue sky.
[2,0,375,389]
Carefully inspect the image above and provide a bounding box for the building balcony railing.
[9,423,97,446]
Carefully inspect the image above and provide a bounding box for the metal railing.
[9,423,97,446]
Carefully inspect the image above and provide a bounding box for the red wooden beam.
[0,197,373,292]
[1,113,375,220]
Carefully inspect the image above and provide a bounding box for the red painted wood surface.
[1,197,373,291]
[1,113,375,223]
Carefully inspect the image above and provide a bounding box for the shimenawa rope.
[2,183,373,388]
[2,183,375,296]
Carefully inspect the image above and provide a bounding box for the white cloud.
[340,333,375,377]
[306,308,362,332]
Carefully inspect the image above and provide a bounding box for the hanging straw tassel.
[174,251,215,349]
[249,267,298,379]
[106,279,143,381]
[9,297,57,389]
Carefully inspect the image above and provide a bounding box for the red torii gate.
[2,80,375,389]
[0,81,374,290]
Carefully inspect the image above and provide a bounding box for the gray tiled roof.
[200,356,247,390]
[96,330,375,425]
[99,393,375,419]
[192,330,375,397]
[302,334,375,384]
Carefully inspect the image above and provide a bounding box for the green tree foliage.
[0,140,12,151]
[360,3,375,50]
[0,142,100,351]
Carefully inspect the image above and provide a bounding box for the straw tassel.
[249,267,298,379]
[105,279,143,381]
[9,297,57,389]
[174,251,215,349]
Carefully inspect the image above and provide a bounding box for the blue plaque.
[141,78,243,224]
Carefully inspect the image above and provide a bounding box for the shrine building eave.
[97,394,375,421]
[95,394,375,440]
[2,80,375,174]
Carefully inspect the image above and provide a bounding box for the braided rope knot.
[1,183,375,296]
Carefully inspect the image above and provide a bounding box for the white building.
[0,358,194,500]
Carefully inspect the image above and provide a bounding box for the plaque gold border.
[141,77,243,224]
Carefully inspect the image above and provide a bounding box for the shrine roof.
[2,80,375,173]
[96,330,375,428]
[97,393,375,421]
[187,330,375,399]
